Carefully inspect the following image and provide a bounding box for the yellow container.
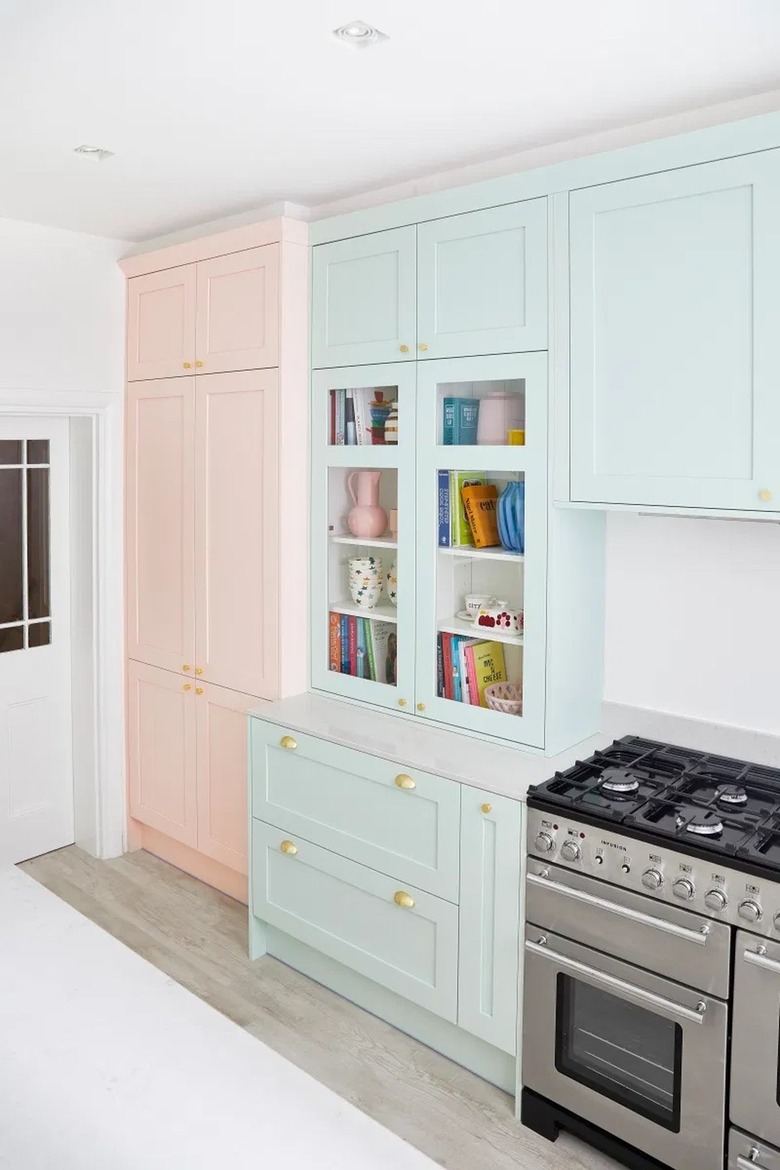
[507,429,526,446]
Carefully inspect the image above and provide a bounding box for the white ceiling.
[3,0,780,241]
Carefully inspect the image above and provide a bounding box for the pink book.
[463,643,480,705]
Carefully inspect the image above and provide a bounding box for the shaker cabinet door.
[569,150,780,512]
[417,200,548,359]
[127,265,196,381]
[195,681,255,877]
[311,228,417,368]
[195,370,279,698]
[196,246,279,373]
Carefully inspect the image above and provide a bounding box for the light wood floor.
[21,846,620,1170]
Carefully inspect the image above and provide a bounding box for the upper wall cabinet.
[311,227,417,368]
[568,150,780,513]
[127,245,280,380]
[417,200,547,359]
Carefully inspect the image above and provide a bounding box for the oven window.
[555,975,682,1131]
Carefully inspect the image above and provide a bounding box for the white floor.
[0,866,437,1170]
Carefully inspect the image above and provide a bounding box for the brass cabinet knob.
[195,360,204,368]
[183,683,192,691]
[195,687,204,695]
[416,702,426,712]
[759,489,773,502]
[280,735,297,750]
[280,840,298,855]
[195,667,203,675]
[182,664,191,672]
[395,774,416,790]
[481,803,492,814]
[182,362,192,369]
[397,698,407,707]
[393,890,415,909]
[418,343,429,352]
[399,344,410,353]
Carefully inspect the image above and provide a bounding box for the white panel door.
[0,418,72,864]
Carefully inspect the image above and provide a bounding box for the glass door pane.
[0,467,23,625]
[0,440,52,653]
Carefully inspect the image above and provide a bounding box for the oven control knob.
[534,831,555,855]
[560,839,582,862]
[738,899,763,924]
[672,877,695,901]
[704,889,728,912]
[641,868,663,891]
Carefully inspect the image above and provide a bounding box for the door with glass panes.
[0,418,73,864]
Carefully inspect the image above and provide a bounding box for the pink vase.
[347,471,388,538]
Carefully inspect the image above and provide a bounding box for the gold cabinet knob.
[183,683,192,691]
[759,489,773,502]
[182,664,191,672]
[393,890,415,909]
[416,702,426,712]
[195,360,204,368]
[195,687,204,695]
[280,735,297,750]
[418,343,429,352]
[397,698,407,707]
[399,344,410,353]
[195,667,203,675]
[280,840,298,855]
[395,774,416,790]
[481,803,492,814]
[182,362,192,369]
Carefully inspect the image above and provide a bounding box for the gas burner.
[716,784,749,808]
[680,809,724,837]
[599,767,641,795]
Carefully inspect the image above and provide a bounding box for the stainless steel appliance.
[521,737,780,1170]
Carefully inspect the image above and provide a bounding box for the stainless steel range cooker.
[521,736,780,1170]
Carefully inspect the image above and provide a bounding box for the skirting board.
[133,821,248,905]
[250,917,516,1095]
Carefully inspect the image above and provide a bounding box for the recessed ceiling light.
[73,145,114,161]
[332,20,388,47]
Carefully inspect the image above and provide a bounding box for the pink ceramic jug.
[347,470,388,538]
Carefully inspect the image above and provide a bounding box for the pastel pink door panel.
[195,246,280,373]
[126,378,196,673]
[195,370,279,698]
[127,266,196,381]
[127,661,197,848]
[195,682,255,874]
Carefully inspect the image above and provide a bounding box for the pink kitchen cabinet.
[195,681,256,875]
[195,246,280,373]
[127,266,197,381]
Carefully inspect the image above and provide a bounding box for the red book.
[441,633,454,700]
[348,615,358,676]
[464,645,480,704]
[329,612,341,672]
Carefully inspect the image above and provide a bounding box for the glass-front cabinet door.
[415,353,548,747]
[311,364,416,712]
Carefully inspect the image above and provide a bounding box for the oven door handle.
[525,939,707,1024]
[744,947,780,975]
[736,1158,763,1170]
[527,871,709,945]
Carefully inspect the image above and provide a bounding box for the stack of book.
[437,635,508,706]
[330,389,396,445]
[329,613,397,684]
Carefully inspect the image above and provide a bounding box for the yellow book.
[468,640,508,707]
[461,483,500,548]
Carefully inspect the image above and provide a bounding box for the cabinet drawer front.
[250,721,460,901]
[252,821,458,1020]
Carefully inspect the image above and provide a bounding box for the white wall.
[0,216,126,396]
[604,512,780,735]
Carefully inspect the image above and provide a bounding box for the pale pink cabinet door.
[195,682,255,874]
[195,370,279,698]
[195,246,280,374]
[126,378,196,674]
[127,266,196,380]
[127,660,197,847]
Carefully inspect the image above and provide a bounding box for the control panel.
[526,806,780,937]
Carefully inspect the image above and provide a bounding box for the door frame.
[0,390,124,859]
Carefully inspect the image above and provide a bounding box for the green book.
[365,618,377,681]
[449,471,486,546]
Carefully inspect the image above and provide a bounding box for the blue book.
[436,635,445,698]
[340,614,350,673]
[456,398,480,445]
[442,398,457,444]
[437,469,450,547]
[450,635,466,701]
[356,618,367,679]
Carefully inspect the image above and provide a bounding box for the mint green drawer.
[250,720,460,901]
[252,820,458,1020]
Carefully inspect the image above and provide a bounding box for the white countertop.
[250,693,780,802]
[0,867,437,1170]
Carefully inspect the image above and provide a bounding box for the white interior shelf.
[330,535,398,549]
[331,602,398,623]
[438,546,524,563]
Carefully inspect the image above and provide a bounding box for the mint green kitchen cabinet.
[311,227,417,368]
[569,149,780,513]
[417,200,547,359]
[458,787,522,1055]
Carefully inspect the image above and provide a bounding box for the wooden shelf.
[331,602,398,624]
[438,545,524,563]
[330,535,398,549]
[437,616,524,646]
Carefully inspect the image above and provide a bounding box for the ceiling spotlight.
[332,20,388,47]
[74,145,114,161]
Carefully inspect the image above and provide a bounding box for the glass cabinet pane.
[327,382,401,448]
[0,467,24,624]
[438,378,526,446]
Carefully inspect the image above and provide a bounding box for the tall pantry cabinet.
[121,218,308,902]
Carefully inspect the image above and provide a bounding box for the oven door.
[523,925,728,1170]
[731,929,780,1147]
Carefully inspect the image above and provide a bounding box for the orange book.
[461,483,500,548]
[329,612,341,672]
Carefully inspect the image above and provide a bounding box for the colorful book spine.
[436,636,445,698]
[441,633,453,699]
[450,472,486,545]
[340,614,350,673]
[329,391,336,445]
[336,390,346,445]
[437,469,451,547]
[464,644,480,704]
[356,618,367,678]
[366,619,377,681]
[451,635,467,701]
[329,612,341,671]
[442,398,456,444]
[345,389,356,445]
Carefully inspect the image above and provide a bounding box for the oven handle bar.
[525,939,707,1024]
[744,948,780,976]
[736,1158,763,1170]
[527,871,708,946]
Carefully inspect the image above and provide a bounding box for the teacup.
[476,606,524,634]
[464,593,494,620]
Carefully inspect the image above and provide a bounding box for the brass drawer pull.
[280,840,298,855]
[280,735,297,750]
[395,774,416,790]
[393,891,415,909]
